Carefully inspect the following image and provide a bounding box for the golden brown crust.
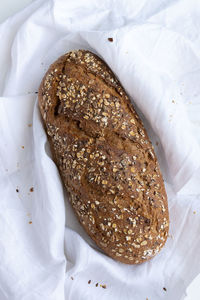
[38,50,169,264]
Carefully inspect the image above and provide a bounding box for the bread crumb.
[100,284,106,289]
[28,124,32,127]
[163,287,167,291]
[29,221,32,224]
[30,187,34,192]
[172,100,175,104]
[108,37,113,42]
[21,146,24,149]
[193,211,196,214]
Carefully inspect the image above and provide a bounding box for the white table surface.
[1,0,200,299]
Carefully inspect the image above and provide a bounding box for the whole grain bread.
[38,50,169,264]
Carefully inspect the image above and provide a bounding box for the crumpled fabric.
[0,0,200,299]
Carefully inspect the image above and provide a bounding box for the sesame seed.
[132,243,140,248]
[104,99,109,105]
[141,241,147,246]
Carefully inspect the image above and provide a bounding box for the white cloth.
[0,0,200,299]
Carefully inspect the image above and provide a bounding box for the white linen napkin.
[0,0,200,299]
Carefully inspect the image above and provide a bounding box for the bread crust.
[38,50,169,264]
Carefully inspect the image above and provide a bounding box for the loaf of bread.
[38,50,169,264]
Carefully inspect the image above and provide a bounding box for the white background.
[0,0,200,299]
